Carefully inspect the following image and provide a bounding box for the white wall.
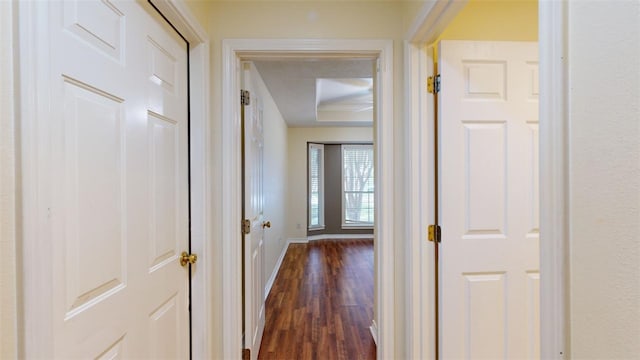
[0,1,18,358]
[568,2,640,358]
[286,127,373,240]
[245,63,289,295]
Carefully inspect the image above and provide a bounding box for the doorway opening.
[221,39,395,359]
[241,57,376,358]
[406,1,564,358]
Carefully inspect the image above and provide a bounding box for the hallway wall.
[567,1,640,357]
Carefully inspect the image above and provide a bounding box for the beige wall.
[287,127,373,239]
[438,0,538,42]
[568,1,640,358]
[245,63,290,296]
[1,1,18,358]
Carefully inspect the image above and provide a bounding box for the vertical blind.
[342,144,374,226]
[308,144,324,228]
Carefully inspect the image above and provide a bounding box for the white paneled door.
[438,41,539,359]
[242,63,266,360]
[49,1,189,357]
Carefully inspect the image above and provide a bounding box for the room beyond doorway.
[241,56,376,359]
[221,39,395,359]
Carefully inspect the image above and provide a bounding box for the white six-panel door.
[49,1,189,357]
[438,41,539,359]
[242,62,267,360]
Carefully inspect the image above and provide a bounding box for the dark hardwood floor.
[257,239,376,360]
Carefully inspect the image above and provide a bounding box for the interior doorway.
[241,58,376,358]
[404,0,542,358]
[221,39,396,359]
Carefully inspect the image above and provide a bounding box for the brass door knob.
[180,251,198,267]
[262,221,271,229]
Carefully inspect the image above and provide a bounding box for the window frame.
[341,143,375,229]
[308,143,325,230]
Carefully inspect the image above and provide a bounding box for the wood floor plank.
[258,239,376,360]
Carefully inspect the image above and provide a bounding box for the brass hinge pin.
[428,224,442,243]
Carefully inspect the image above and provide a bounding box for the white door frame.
[16,1,213,358]
[221,39,395,359]
[1,1,18,358]
[404,0,568,358]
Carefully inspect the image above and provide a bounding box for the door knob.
[262,221,271,229]
[180,251,198,267]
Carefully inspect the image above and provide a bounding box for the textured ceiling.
[253,59,374,127]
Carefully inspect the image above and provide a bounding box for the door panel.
[243,62,266,360]
[149,112,179,271]
[62,78,126,318]
[438,41,539,360]
[50,1,190,357]
[63,0,125,62]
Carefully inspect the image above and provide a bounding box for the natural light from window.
[308,143,324,229]
[342,144,374,227]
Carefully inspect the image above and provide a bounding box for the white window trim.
[341,144,375,228]
[308,143,325,230]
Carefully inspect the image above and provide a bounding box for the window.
[308,143,324,230]
[342,144,374,227]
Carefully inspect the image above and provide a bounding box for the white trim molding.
[1,1,18,357]
[149,0,208,43]
[369,320,379,346]
[287,237,309,244]
[148,2,212,358]
[222,38,395,360]
[406,0,468,44]
[404,40,436,359]
[539,1,569,358]
[306,234,374,241]
[264,239,290,301]
[17,1,56,355]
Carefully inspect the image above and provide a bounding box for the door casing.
[16,1,213,358]
[221,39,395,360]
[404,1,569,359]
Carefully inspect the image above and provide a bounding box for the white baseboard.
[307,233,374,241]
[264,239,291,301]
[369,320,378,345]
[287,237,309,244]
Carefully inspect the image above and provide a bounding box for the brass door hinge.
[242,219,251,235]
[241,90,250,106]
[428,224,442,243]
[427,75,441,94]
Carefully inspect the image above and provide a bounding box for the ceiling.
[253,59,374,127]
